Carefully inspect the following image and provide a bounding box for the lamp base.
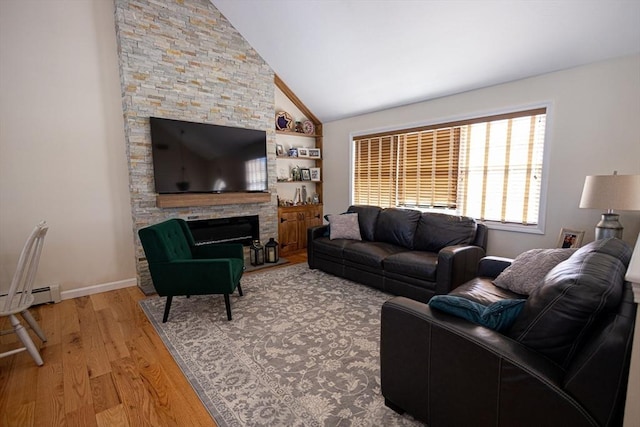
[595,213,623,240]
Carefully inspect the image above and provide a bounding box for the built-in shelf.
[156,192,271,208]
[275,74,324,250]
[276,130,320,138]
[276,155,322,160]
[277,180,322,184]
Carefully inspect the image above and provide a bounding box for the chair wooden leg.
[10,314,43,366]
[237,283,243,296]
[162,296,173,323]
[224,294,232,320]
[21,309,47,342]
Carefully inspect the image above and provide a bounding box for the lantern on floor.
[265,237,279,263]
[249,239,264,266]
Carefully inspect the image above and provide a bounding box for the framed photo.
[297,148,309,158]
[308,148,321,159]
[557,228,585,249]
[276,144,284,156]
[301,168,311,181]
[310,167,321,181]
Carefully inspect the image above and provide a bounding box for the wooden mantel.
[156,192,271,208]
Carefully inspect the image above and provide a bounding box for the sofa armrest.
[477,256,513,278]
[435,245,486,294]
[307,225,328,268]
[381,297,594,426]
[308,224,328,240]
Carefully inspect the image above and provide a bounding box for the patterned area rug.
[139,263,422,426]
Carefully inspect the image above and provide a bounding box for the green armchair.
[138,218,245,322]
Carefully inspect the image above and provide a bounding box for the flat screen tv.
[149,117,268,194]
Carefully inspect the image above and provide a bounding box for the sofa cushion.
[413,213,477,252]
[507,238,632,368]
[343,241,408,268]
[347,205,382,241]
[328,213,362,240]
[384,251,439,281]
[493,248,577,295]
[374,208,421,249]
[429,295,526,332]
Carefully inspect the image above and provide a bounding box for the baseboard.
[60,278,137,301]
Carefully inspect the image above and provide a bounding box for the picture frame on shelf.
[556,228,585,248]
[308,148,321,159]
[276,144,284,156]
[297,148,309,158]
[301,168,311,181]
[310,167,321,181]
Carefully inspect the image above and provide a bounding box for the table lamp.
[579,172,640,239]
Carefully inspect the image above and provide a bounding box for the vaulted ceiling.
[210,0,640,123]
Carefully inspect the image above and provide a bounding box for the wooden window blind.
[458,111,546,224]
[353,136,397,207]
[353,108,547,224]
[397,128,460,208]
[353,128,459,209]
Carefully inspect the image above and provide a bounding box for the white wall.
[323,55,640,257]
[0,1,135,293]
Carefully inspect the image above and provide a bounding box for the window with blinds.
[352,108,547,226]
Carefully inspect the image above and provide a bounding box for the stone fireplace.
[114,0,277,294]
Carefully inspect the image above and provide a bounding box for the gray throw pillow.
[328,213,362,240]
[493,248,577,295]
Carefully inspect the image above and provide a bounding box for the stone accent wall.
[114,0,276,293]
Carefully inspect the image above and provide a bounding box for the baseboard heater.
[5,284,62,305]
[32,284,62,305]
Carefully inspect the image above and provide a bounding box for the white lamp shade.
[579,174,640,211]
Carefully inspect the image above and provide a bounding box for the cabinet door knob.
[280,217,287,223]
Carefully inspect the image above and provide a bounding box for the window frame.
[349,102,553,234]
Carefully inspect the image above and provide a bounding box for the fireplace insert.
[187,215,259,246]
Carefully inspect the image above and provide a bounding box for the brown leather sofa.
[307,205,488,302]
[381,238,635,426]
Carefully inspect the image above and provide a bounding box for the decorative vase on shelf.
[301,185,307,204]
[294,188,301,205]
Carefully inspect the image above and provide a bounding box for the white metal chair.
[0,221,48,366]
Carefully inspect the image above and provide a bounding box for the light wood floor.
[0,251,307,427]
